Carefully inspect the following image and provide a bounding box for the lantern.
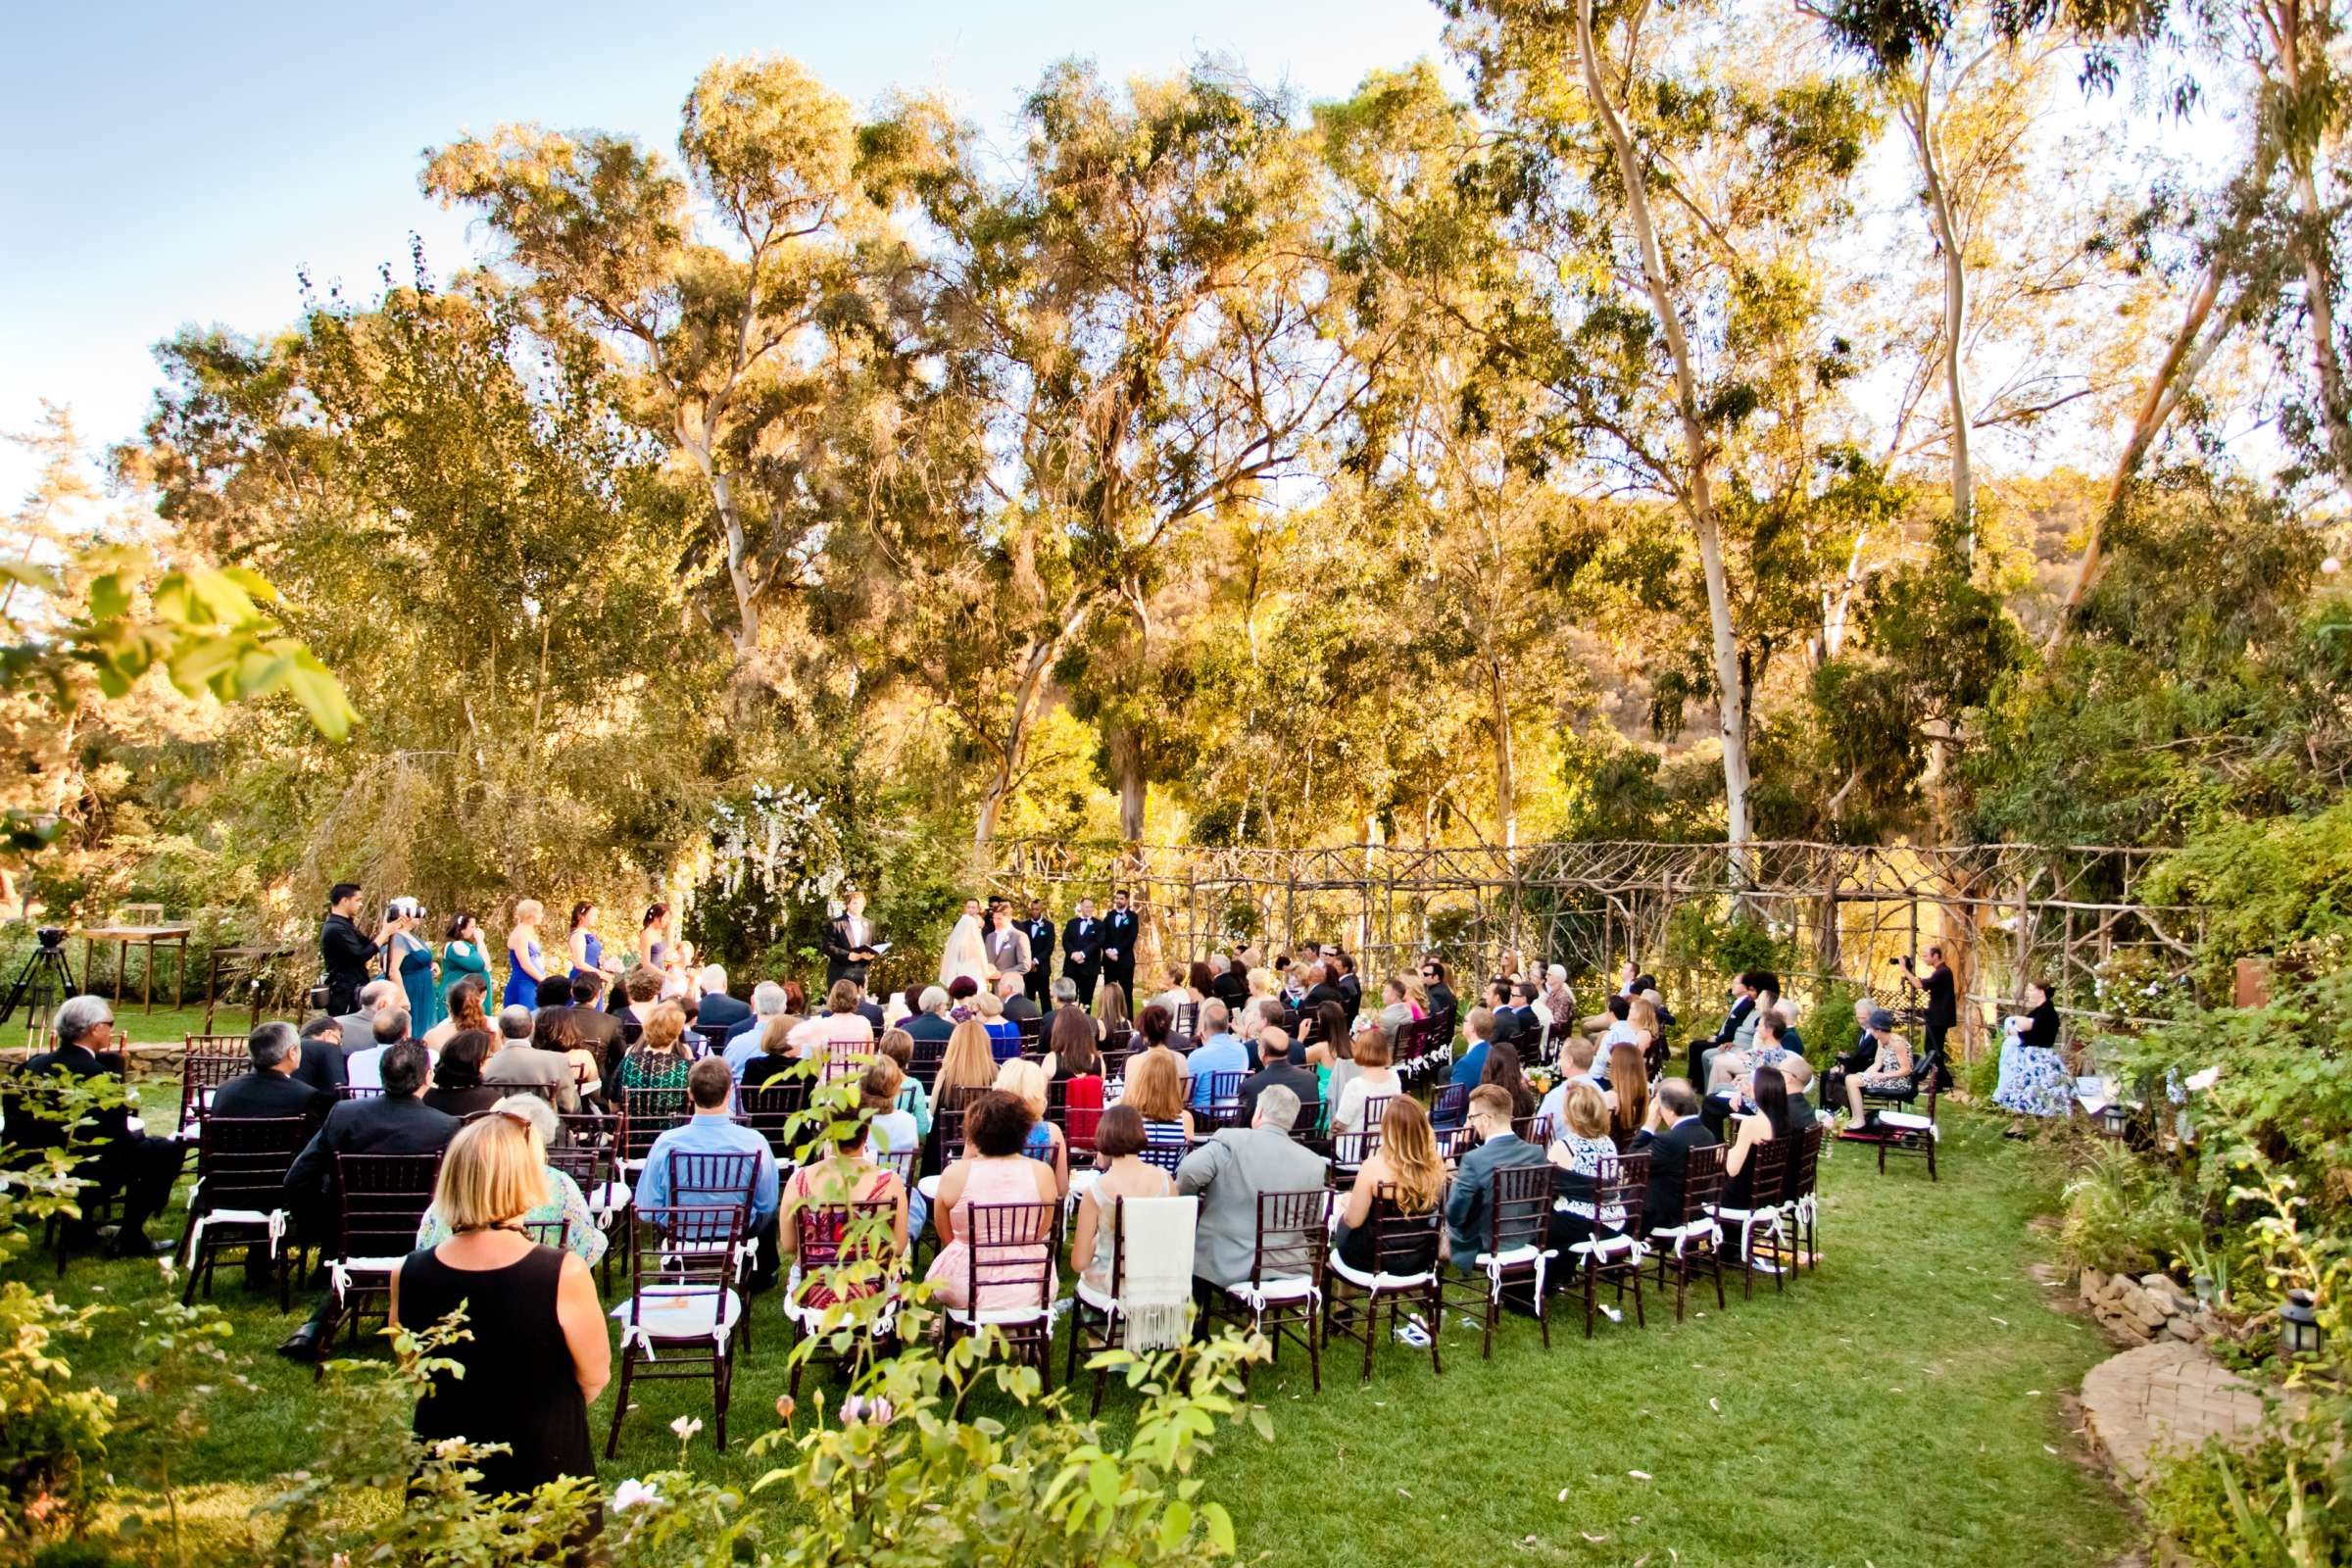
[2278,1290,2324,1358]
[2098,1100,2131,1140]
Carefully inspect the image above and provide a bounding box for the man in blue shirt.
[1450,1005,1496,1091]
[722,981,790,1079]
[635,1057,782,1288]
[1185,999,1249,1112]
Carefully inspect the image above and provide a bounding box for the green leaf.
[1201,1500,1235,1553]
[1088,1455,1120,1511]
[1157,1498,1193,1551]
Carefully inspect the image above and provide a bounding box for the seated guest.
[1237,1027,1319,1128]
[875,1028,932,1134]
[1070,1104,1179,1293]
[537,1005,604,1104]
[1133,1002,1189,1057]
[1377,976,1420,1032]
[1175,1084,1329,1297]
[567,973,624,1062]
[779,1100,908,1308]
[1843,1008,1915,1131]
[421,1029,504,1119]
[532,972,573,1011]
[1184,1001,1248,1113]
[1449,1005,1497,1093]
[1709,1005,1795,1093]
[1331,1095,1444,1277]
[1721,1064,1793,1220]
[617,964,663,1039]
[1418,958,1457,1021]
[333,979,399,1064]
[635,1057,781,1287]
[976,989,1020,1056]
[1442,1085,1547,1267]
[1045,1005,1102,1084]
[947,975,982,1022]
[1481,981,1519,1048]
[1208,952,1250,1011]
[722,982,790,1076]
[739,1014,803,1089]
[1480,1040,1540,1121]
[278,1042,458,1361]
[859,1058,923,1169]
[992,1057,1069,1199]
[1781,1054,1822,1132]
[421,974,487,1053]
[797,979,877,1064]
[5,998,187,1260]
[934,1018,1000,1102]
[1331,1025,1402,1135]
[904,986,956,1044]
[923,1090,1060,1311]
[1541,965,1575,1030]
[694,965,751,1034]
[210,1024,326,1123]
[415,1094,605,1266]
[1690,971,1760,1085]
[1544,1082,1626,1256]
[1536,1035,1603,1135]
[999,973,1041,1023]
[1605,1042,1649,1152]
[291,1014,349,1098]
[616,1002,694,1092]
[481,1004,581,1113]
[345,1008,417,1092]
[1635,1078,1719,1233]
[1509,979,1544,1043]
[1589,993,1635,1050]
[1121,1045,1197,1150]
[1148,964,1194,1016]
[387,1111,608,1499]
[852,984,886,1035]
[1092,980,1130,1041]
[1300,1001,1352,1100]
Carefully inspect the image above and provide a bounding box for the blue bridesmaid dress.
[502,937,545,1010]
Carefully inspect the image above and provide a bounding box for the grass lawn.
[16,1097,2135,1568]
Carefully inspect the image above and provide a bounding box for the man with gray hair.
[999,971,1040,1023]
[1175,1080,1328,1298]
[213,1021,329,1120]
[8,994,185,1257]
[905,985,955,1045]
[482,1004,580,1112]
[695,963,750,1034]
[722,980,791,1078]
[333,978,398,1063]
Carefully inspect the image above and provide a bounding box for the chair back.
[792,1198,899,1297]
[734,1078,808,1161]
[664,1149,763,1220]
[1173,1002,1200,1038]
[1108,1194,1199,1299]
[1250,1189,1330,1284]
[179,1046,247,1126]
[821,1049,874,1086]
[689,1022,730,1057]
[340,1085,385,1101]
[192,1116,310,1209]
[1788,1122,1825,1205]
[545,1130,611,1198]
[1430,1083,1469,1128]
[1138,1129,1188,1176]
[553,1109,611,1152]
[961,1200,1057,1314]
[1015,1014,1045,1048]
[933,1083,988,1164]
[1363,1185,1442,1277]
[1485,1162,1551,1254]
[523,1216,571,1251]
[1743,1136,1791,1209]
[1593,1151,1649,1236]
[333,1152,442,1259]
[625,1203,742,1340]
[1201,1070,1246,1129]
[1676,1143,1729,1226]
[1512,1113,1553,1146]
[872,1145,918,1188]
[907,1035,948,1091]
[619,1087,692,1167]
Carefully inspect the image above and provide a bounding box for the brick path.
[2080,1340,2266,1487]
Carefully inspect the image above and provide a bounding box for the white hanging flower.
[612,1478,662,1512]
[2183,1065,2223,1093]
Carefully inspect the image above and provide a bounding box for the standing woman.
[501,900,548,1011]
[1994,979,2070,1137]
[441,913,493,1017]
[385,898,443,1036]
[638,903,672,971]
[389,1114,607,1501]
[566,902,619,1000]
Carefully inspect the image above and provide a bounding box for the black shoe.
[276,1322,326,1363]
[104,1233,175,1260]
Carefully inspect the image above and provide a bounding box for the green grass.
[16,1100,2134,1567]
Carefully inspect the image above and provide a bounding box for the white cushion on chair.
[1471,1244,1552,1270]
[589,1181,630,1216]
[1328,1253,1434,1292]
[1226,1274,1318,1306]
[947,1302,1054,1328]
[1711,1204,1782,1223]
[1878,1110,1935,1134]
[916,1174,941,1202]
[1568,1232,1642,1260]
[612,1284,742,1343]
[1074,1276,1121,1313]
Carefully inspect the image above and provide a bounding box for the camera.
[36,926,65,952]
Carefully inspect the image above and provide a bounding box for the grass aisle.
[23,1100,2131,1566]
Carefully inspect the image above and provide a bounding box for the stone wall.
[2079,1266,2220,1346]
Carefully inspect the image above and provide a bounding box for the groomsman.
[1019,899,1056,1007]
[1061,897,1102,1007]
[1103,888,1141,1001]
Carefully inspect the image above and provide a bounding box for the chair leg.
[1630,1254,1646,1329]
[1583,1257,1598,1339]
[1305,1307,1321,1394]
[1426,1281,1443,1376]
[605,1354,635,1458]
[713,1352,732,1453]
[1534,1272,1549,1350]
[1710,1242,1727,1310]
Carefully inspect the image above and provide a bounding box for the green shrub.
[1806,981,1865,1066]
[2058,1143,2196,1275]
[2145,1385,2352,1568]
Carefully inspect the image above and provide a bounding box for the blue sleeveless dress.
[501,938,544,1009]
[569,932,606,1009]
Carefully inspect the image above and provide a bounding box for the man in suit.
[998,974,1041,1023]
[6,995,185,1257]
[1235,1027,1320,1128]
[482,1004,582,1112]
[853,985,886,1034]
[1689,971,1759,1085]
[318,882,385,1016]
[1443,1085,1548,1265]
[984,905,1032,989]
[213,1021,330,1121]
[1448,1005,1497,1096]
[1636,1078,1720,1234]
[333,979,399,1064]
[693,965,751,1035]
[1479,980,1521,1049]
[904,986,956,1044]
[569,973,624,1060]
[1302,961,1346,1018]
[1781,1055,1822,1133]
[823,888,880,988]
[1208,953,1250,1011]
[293,1015,349,1096]
[277,1042,458,1361]
[1509,979,1544,1046]
[1061,898,1103,1007]
[1019,900,1056,1007]
[1102,889,1141,1002]
[1175,1083,1329,1299]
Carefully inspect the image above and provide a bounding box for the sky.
[0,0,1451,503]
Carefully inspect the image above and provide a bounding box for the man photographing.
[319,882,398,1016]
[1898,945,1956,1064]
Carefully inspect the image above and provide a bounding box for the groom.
[984,904,1032,985]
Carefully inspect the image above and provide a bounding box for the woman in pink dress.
[924,1090,1058,1312]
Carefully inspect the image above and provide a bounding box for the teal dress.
[442,939,493,1011]
[392,932,445,1033]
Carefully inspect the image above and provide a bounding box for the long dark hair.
[1050,1005,1102,1076]
[1137,1003,1174,1048]
[1752,1064,1792,1141]
[1312,1000,1350,1060]
[1187,959,1214,996]
[1480,1040,1538,1118]
[434,1028,490,1089]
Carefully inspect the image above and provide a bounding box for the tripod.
[0,940,79,1049]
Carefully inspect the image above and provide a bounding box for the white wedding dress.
[939,913,989,988]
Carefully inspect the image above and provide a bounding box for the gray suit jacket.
[985,925,1033,976]
[1175,1125,1329,1287]
[482,1044,581,1113]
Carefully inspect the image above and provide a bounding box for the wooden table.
[204,944,297,1032]
[74,924,193,1013]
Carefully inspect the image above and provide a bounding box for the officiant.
[824,887,883,987]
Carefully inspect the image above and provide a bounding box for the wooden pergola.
[984,838,2201,1058]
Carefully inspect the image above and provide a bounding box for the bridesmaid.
[386,898,442,1033]
[502,899,548,1010]
[638,903,672,971]
[566,902,619,1007]
[441,912,493,1013]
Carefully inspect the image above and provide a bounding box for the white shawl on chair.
[1118,1196,1199,1352]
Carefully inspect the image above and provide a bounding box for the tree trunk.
[972,593,1097,854]
[1109,718,1147,844]
[1906,74,1975,565]
[1488,654,1518,849]
[2275,1,2352,497]
[1577,0,1755,881]
[676,422,761,662]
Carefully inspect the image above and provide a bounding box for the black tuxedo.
[319,912,378,1016]
[1211,970,1250,1011]
[1235,1059,1321,1128]
[212,1069,330,1122]
[1019,917,1056,1004]
[1637,1115,1721,1232]
[1103,907,1141,995]
[824,912,880,987]
[292,1035,348,1095]
[9,1043,185,1244]
[1061,915,1103,1005]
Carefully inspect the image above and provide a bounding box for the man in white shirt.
[724,981,790,1080]
[344,1008,425,1091]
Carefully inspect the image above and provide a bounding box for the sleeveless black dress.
[399,1243,593,1494]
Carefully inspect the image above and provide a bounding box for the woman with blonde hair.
[1331,1096,1445,1276]
[500,899,547,1010]
[390,1111,608,1497]
[416,1095,605,1265]
[935,1017,999,1102]
[1545,1081,1628,1250]
[1605,1041,1649,1151]
[1120,1045,1195,1152]
[1627,994,1660,1062]
[1092,980,1130,1041]
[617,1001,693,1091]
[992,1056,1068,1198]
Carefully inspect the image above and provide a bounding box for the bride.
[939,898,990,988]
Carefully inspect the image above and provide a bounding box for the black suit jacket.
[319,913,378,1013]
[1711,995,1755,1047]
[1210,971,1250,1010]
[1236,1060,1322,1127]
[697,993,752,1032]
[212,1070,329,1122]
[571,1006,624,1061]
[1004,995,1041,1022]
[7,1045,135,1157]
[1061,917,1102,977]
[1103,910,1140,976]
[1637,1116,1721,1230]
[286,1095,458,1200]
[1303,982,1346,1017]
[292,1036,348,1095]
[1020,918,1056,967]
[823,914,878,985]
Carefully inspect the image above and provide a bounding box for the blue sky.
[0,0,1449,501]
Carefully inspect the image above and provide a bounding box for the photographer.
[319,882,394,1016]
[1898,945,1957,1063]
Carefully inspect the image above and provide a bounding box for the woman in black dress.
[390,1112,609,1498]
